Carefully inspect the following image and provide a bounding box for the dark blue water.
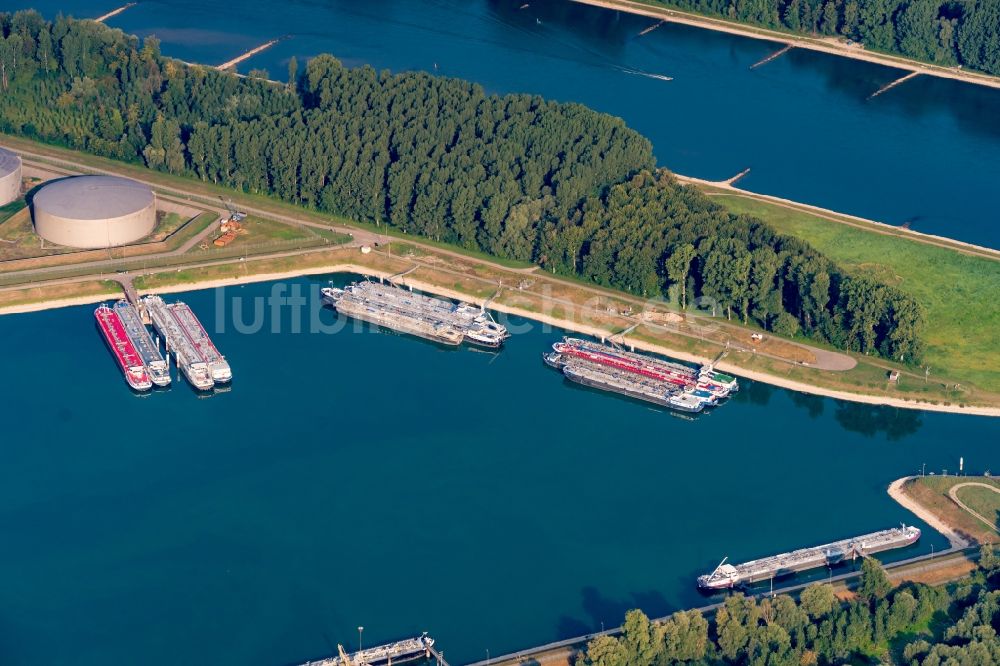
[9,0,1000,248]
[0,275,997,665]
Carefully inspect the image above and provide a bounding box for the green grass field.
[713,194,1000,393]
[0,199,25,224]
[954,485,1000,530]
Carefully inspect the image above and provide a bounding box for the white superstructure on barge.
[697,525,922,590]
[322,280,509,348]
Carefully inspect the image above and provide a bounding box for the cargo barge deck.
[544,337,738,413]
[114,300,170,387]
[94,304,152,391]
[299,634,438,666]
[322,281,509,348]
[144,295,214,391]
[168,301,232,383]
[698,525,922,589]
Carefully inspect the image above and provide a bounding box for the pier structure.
[93,2,136,23]
[750,44,793,69]
[299,634,442,666]
[638,19,665,36]
[217,37,285,71]
[869,71,921,99]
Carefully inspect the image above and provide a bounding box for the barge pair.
[144,295,231,390]
[544,337,738,413]
[94,297,230,392]
[322,280,509,348]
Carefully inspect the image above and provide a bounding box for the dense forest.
[654,0,1000,75]
[580,552,1000,665]
[0,12,923,361]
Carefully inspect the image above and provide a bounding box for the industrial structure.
[32,175,156,248]
[0,146,22,207]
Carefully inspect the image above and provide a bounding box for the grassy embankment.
[711,193,1000,394]
[0,279,120,310]
[2,134,998,409]
[129,237,993,409]
[901,476,1000,545]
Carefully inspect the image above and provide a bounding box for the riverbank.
[4,257,999,417]
[888,476,1000,547]
[571,0,1000,91]
[2,138,998,415]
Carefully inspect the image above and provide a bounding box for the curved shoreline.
[571,0,1000,92]
[4,264,996,417]
[888,477,969,548]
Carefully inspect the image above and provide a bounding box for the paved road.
[9,148,855,374]
[469,546,978,666]
[949,483,1000,535]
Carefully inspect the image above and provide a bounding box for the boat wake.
[621,68,673,82]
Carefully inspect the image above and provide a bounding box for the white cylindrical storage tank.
[0,147,22,207]
[32,175,156,249]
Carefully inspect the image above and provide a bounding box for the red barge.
[95,304,152,391]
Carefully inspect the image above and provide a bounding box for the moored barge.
[95,304,152,391]
[697,525,922,590]
[114,300,170,387]
[322,281,509,348]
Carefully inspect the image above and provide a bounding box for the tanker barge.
[543,337,738,412]
[322,281,509,348]
[114,301,170,387]
[169,301,232,383]
[94,305,152,391]
[697,525,921,590]
[546,351,708,412]
[555,337,738,396]
[143,296,214,391]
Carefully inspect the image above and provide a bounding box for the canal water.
[8,0,1000,248]
[1,275,997,665]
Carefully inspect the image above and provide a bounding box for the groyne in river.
[13,0,1000,249]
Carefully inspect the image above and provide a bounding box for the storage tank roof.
[0,147,20,178]
[34,175,154,220]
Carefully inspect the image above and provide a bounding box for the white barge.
[697,525,922,590]
[322,280,509,348]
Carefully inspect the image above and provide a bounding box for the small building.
[31,175,156,249]
[888,370,900,383]
[0,146,22,207]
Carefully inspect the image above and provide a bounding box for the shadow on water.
[731,379,774,407]
[833,401,923,441]
[557,585,672,636]
[789,390,825,419]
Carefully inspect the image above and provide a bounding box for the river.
[3,1,1000,663]
[0,275,997,665]
[8,0,1000,248]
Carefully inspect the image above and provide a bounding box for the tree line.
[0,12,923,361]
[653,0,1000,75]
[581,551,1000,665]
